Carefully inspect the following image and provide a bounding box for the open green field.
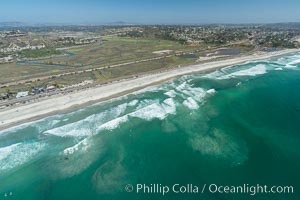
[43,37,201,66]
[0,37,203,84]
[19,48,61,58]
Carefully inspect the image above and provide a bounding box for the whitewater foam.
[287,58,300,65]
[129,98,176,120]
[183,97,199,110]
[0,143,21,161]
[98,115,128,131]
[164,90,177,98]
[285,64,297,69]
[44,116,95,137]
[50,138,104,179]
[63,138,90,155]
[202,70,224,79]
[0,142,45,173]
[128,99,139,107]
[44,103,128,137]
[203,64,268,80]
[206,89,216,94]
[222,64,267,79]
[175,82,207,101]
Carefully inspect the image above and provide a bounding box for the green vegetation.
[0,36,246,94]
[0,54,197,94]
[19,48,61,58]
[0,37,204,83]
[62,37,200,66]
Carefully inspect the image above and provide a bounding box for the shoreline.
[0,48,299,131]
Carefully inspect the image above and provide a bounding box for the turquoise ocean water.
[0,52,300,200]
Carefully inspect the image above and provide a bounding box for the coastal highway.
[0,71,161,108]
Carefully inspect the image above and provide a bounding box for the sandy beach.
[0,48,299,130]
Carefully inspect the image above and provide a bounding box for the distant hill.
[264,22,300,30]
[0,22,29,27]
[0,21,139,28]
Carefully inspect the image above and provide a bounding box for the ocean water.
[0,52,300,200]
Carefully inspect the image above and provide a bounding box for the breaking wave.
[183,97,199,110]
[0,142,45,174]
[202,64,267,79]
[229,64,267,77]
[44,103,128,137]
[63,138,90,155]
